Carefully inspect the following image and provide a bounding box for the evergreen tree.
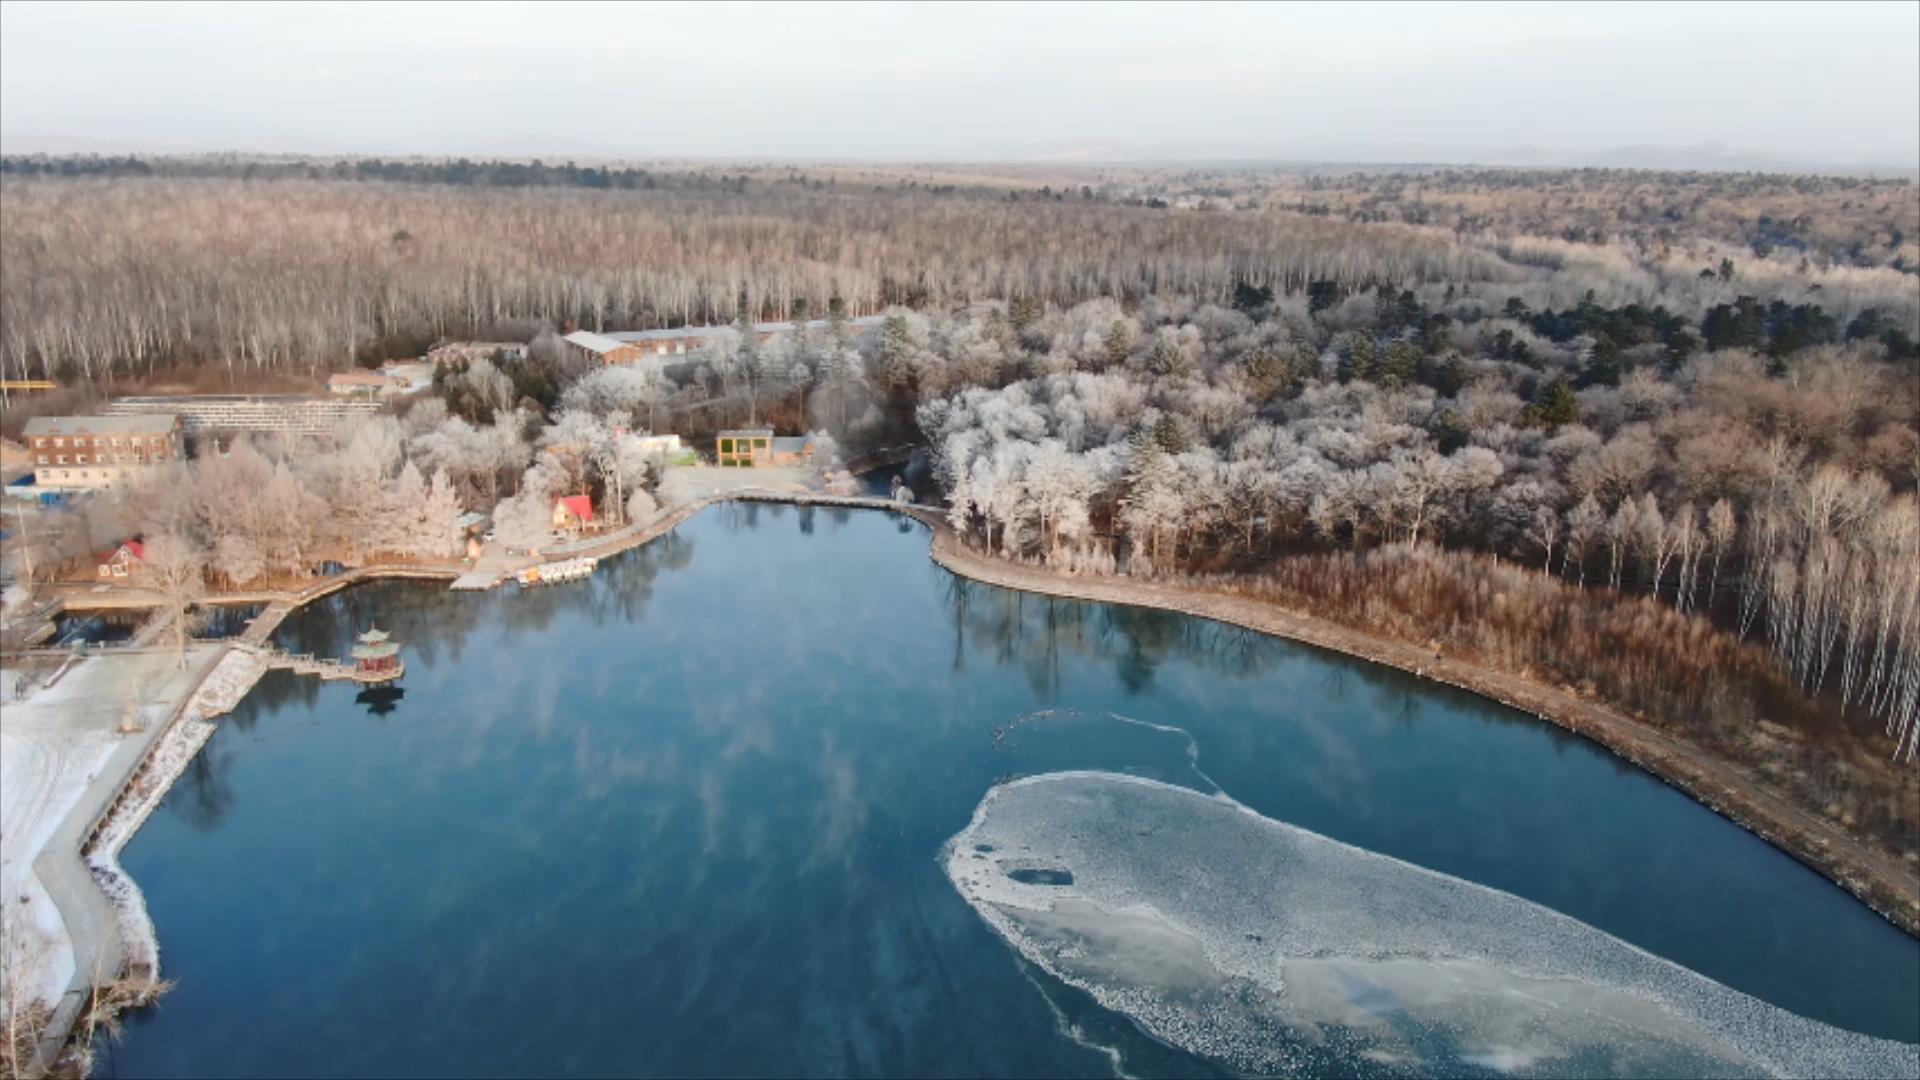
[1009,295,1042,334]
[1434,353,1470,397]
[1306,279,1344,315]
[1526,377,1580,431]
[1578,334,1622,387]
[827,295,849,347]
[1341,331,1377,382]
[1149,413,1189,454]
[1103,320,1132,370]
[1381,341,1421,388]
[1232,280,1274,315]
[1146,338,1189,378]
[1244,346,1289,399]
[1431,408,1471,453]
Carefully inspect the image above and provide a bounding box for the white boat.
[516,556,598,587]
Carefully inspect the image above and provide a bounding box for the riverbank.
[921,528,1920,939]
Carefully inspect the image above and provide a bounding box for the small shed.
[769,435,815,467]
[96,540,146,579]
[552,494,595,532]
[716,430,813,468]
[716,429,774,468]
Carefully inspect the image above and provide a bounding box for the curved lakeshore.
[78,497,1920,1075]
[921,525,1920,939]
[232,490,1920,934]
[25,491,1914,1073]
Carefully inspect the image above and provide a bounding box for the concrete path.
[0,646,223,1022]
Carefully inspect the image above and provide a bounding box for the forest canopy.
[1,158,1914,383]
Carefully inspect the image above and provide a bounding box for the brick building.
[23,414,185,491]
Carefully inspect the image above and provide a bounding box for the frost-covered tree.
[214,534,265,587]
[418,467,464,558]
[143,532,205,669]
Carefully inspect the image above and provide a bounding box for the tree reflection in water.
[176,529,698,830]
[171,744,235,832]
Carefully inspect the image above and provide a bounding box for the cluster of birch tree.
[4,168,1913,385]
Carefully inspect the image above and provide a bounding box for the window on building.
[754,439,769,449]
[719,439,734,453]
[53,437,65,448]
[56,455,67,465]
[37,454,47,464]
[76,454,88,464]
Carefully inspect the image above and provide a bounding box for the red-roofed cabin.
[552,495,596,533]
[96,540,146,579]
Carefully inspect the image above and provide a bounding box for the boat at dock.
[516,556,598,587]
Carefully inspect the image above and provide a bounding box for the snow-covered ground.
[1,663,121,1009]
[657,464,821,504]
[0,647,224,1014]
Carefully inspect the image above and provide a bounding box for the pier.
[256,646,405,684]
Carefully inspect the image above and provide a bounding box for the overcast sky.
[2,0,1915,167]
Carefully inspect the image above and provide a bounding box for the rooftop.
[562,330,629,355]
[606,315,887,344]
[23,414,180,437]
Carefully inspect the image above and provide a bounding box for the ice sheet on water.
[944,772,1920,1079]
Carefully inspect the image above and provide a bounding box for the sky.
[2,0,1916,168]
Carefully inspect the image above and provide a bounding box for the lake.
[106,504,1920,1078]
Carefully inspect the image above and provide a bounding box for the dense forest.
[1,159,1914,383]
[4,157,1917,859]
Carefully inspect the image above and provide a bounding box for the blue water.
[107,504,1919,1078]
[52,611,140,646]
[191,602,266,641]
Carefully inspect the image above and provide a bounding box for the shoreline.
[920,525,1920,939]
[23,489,1912,1070]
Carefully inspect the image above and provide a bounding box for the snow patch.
[182,646,269,721]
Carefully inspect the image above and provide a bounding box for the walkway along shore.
[23,490,1915,1071]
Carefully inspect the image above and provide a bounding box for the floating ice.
[945,772,1920,1079]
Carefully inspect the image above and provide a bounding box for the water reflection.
[170,743,236,832]
[111,506,1920,1080]
[53,609,141,646]
[355,685,405,716]
[193,603,264,640]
